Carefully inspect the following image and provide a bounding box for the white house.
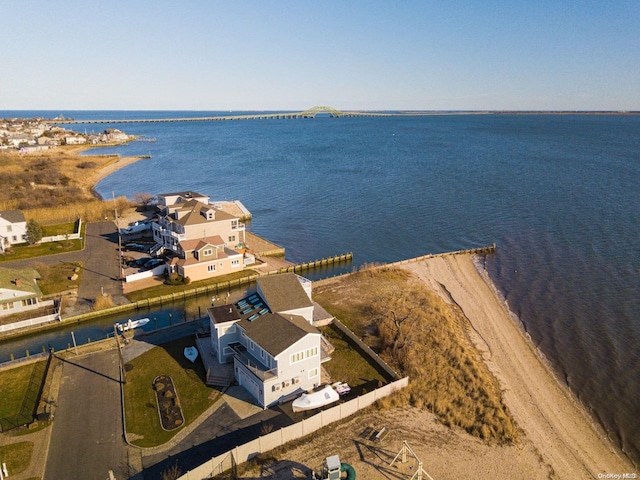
[0,267,54,317]
[0,210,27,253]
[208,274,326,408]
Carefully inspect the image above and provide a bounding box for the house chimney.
[14,278,22,286]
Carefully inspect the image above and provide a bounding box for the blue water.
[3,111,640,464]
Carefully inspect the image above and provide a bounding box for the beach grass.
[314,265,519,443]
[123,336,222,448]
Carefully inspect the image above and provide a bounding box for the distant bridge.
[49,106,396,125]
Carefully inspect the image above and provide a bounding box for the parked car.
[143,259,165,270]
[125,243,145,252]
[133,257,152,267]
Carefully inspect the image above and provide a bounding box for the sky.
[1,1,639,111]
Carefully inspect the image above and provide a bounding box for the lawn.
[41,222,76,236]
[30,261,83,296]
[125,269,258,303]
[320,323,388,394]
[0,441,34,477]
[123,336,222,448]
[0,361,42,419]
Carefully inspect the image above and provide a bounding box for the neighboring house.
[153,191,247,281]
[0,267,54,317]
[0,210,27,253]
[209,274,325,408]
[169,234,243,282]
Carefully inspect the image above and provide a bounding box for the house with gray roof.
[0,210,27,253]
[208,273,326,408]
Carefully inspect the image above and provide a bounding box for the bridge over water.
[50,106,397,125]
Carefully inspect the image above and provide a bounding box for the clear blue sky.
[2,1,638,110]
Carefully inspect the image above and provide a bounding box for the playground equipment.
[315,455,356,480]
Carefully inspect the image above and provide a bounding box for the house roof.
[172,200,235,226]
[243,312,319,357]
[0,210,26,224]
[179,235,226,252]
[208,304,242,324]
[257,273,313,313]
[0,267,42,298]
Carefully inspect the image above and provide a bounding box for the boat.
[184,346,199,363]
[116,318,150,332]
[292,385,340,413]
[331,381,351,395]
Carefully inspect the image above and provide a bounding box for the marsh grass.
[314,266,519,443]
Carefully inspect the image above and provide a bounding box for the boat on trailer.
[292,385,340,413]
[116,318,150,332]
[184,346,199,363]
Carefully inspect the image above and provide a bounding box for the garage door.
[239,370,261,404]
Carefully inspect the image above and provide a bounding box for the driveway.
[44,349,133,480]
[1,222,128,314]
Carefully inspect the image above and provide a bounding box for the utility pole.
[113,191,124,281]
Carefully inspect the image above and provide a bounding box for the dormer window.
[203,248,213,256]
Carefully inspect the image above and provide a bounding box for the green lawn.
[41,222,76,236]
[320,323,388,393]
[123,336,222,448]
[0,362,42,419]
[31,261,83,296]
[0,441,34,476]
[0,223,85,263]
[125,269,258,303]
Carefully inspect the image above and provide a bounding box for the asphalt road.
[44,350,132,480]
[1,221,128,313]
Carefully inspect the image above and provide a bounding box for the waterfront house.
[152,191,247,280]
[208,274,325,408]
[0,267,54,317]
[0,210,27,253]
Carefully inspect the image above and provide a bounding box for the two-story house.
[208,273,325,408]
[0,210,27,253]
[151,191,247,281]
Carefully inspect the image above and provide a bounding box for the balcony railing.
[229,343,277,381]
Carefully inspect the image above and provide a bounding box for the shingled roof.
[243,312,319,357]
[257,273,312,313]
[0,210,26,223]
[0,267,42,298]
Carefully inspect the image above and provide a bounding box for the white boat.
[116,318,150,332]
[184,346,199,363]
[292,385,340,413]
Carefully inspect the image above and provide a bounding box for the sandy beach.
[238,253,636,479]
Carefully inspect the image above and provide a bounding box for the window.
[207,264,216,272]
[305,347,318,358]
[229,235,236,242]
[223,347,233,355]
[6,225,11,232]
[203,249,213,256]
[308,368,318,379]
[231,259,240,267]
[22,298,37,307]
[231,220,238,229]
[290,351,304,364]
[2,302,15,310]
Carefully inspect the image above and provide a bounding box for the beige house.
[169,235,244,282]
[153,191,247,281]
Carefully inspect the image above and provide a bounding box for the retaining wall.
[177,376,409,480]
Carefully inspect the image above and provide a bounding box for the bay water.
[5,111,640,464]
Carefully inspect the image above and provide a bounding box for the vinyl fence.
[177,376,409,480]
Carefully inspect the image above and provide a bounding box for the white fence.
[177,376,409,480]
[0,308,58,334]
[40,219,83,243]
[125,264,166,283]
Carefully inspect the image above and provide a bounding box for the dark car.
[133,257,152,267]
[124,243,145,252]
[143,259,165,270]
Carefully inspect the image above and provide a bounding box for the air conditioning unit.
[285,381,290,388]
[293,377,300,384]
[273,384,280,391]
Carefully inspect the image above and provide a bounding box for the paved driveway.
[44,350,132,480]
[1,222,128,314]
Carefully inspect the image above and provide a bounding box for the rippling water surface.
[5,111,640,464]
